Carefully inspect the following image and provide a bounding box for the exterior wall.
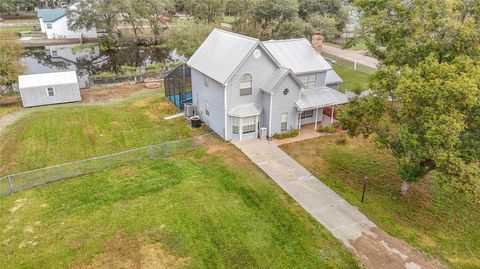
[316,71,327,87]
[191,68,226,139]
[39,18,46,33]
[20,83,81,107]
[226,45,279,141]
[270,75,302,136]
[46,16,97,39]
[326,83,339,91]
[299,108,323,125]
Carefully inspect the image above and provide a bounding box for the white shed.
[18,71,81,108]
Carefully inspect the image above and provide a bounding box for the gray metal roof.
[261,67,304,94]
[228,103,262,117]
[262,39,332,75]
[296,86,349,110]
[187,28,259,85]
[326,69,343,85]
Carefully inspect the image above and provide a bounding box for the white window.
[204,75,209,87]
[47,23,52,29]
[51,50,58,57]
[281,113,288,131]
[242,116,256,134]
[239,74,252,96]
[299,73,317,89]
[46,87,55,96]
[205,103,210,116]
[232,116,256,134]
[301,110,313,119]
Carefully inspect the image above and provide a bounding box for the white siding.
[46,16,97,39]
[270,75,302,135]
[20,83,81,107]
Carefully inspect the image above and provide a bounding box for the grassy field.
[0,135,359,268]
[280,135,480,269]
[0,105,21,117]
[0,91,204,175]
[322,52,374,92]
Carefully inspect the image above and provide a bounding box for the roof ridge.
[213,28,260,42]
[262,38,308,43]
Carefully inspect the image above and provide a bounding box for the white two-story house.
[187,29,348,141]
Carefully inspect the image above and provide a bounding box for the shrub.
[317,125,337,133]
[273,129,299,139]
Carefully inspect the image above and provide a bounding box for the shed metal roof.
[326,69,343,85]
[228,103,262,117]
[296,86,349,110]
[37,8,66,22]
[187,28,259,85]
[262,39,332,75]
[19,71,78,89]
[261,67,304,94]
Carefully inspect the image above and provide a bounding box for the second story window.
[47,23,52,29]
[299,73,317,89]
[240,74,252,96]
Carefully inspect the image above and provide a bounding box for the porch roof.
[296,87,349,111]
[228,103,262,117]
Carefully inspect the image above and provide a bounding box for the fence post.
[7,176,14,193]
[354,61,357,70]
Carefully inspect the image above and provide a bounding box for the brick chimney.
[311,32,324,53]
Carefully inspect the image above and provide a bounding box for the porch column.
[239,117,243,142]
[314,107,319,130]
[298,112,302,134]
[330,105,335,125]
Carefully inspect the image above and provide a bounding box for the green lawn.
[0,105,21,117]
[222,16,236,23]
[322,52,374,92]
[280,135,480,269]
[0,92,204,175]
[0,136,359,268]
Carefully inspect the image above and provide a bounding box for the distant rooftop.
[37,8,66,22]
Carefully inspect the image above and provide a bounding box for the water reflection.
[22,43,183,88]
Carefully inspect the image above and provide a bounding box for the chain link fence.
[0,134,210,197]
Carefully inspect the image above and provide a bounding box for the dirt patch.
[350,227,447,269]
[81,83,161,104]
[75,234,189,269]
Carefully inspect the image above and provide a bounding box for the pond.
[22,43,185,88]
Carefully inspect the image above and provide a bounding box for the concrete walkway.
[233,140,445,269]
[322,43,380,69]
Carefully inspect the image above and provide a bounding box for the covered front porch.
[295,86,348,133]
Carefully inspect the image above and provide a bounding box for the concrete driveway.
[322,43,379,69]
[234,139,445,269]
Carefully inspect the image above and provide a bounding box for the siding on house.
[20,83,81,107]
[226,45,278,140]
[270,75,302,135]
[46,16,97,39]
[191,69,226,139]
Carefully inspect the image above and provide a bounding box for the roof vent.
[253,49,262,58]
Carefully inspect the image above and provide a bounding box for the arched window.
[240,74,252,96]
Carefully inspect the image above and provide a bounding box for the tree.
[338,56,480,200]
[308,14,339,41]
[353,0,480,66]
[184,0,224,23]
[68,0,121,38]
[136,0,175,42]
[272,18,313,39]
[165,20,213,57]
[0,32,24,94]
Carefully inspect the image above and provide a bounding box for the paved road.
[322,43,379,69]
[234,140,445,269]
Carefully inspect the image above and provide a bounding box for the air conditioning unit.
[184,103,194,117]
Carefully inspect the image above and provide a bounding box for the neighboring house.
[37,3,97,40]
[187,29,348,141]
[18,71,81,107]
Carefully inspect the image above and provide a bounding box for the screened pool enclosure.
[164,64,192,110]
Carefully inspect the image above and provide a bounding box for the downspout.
[224,82,228,141]
[268,93,273,137]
